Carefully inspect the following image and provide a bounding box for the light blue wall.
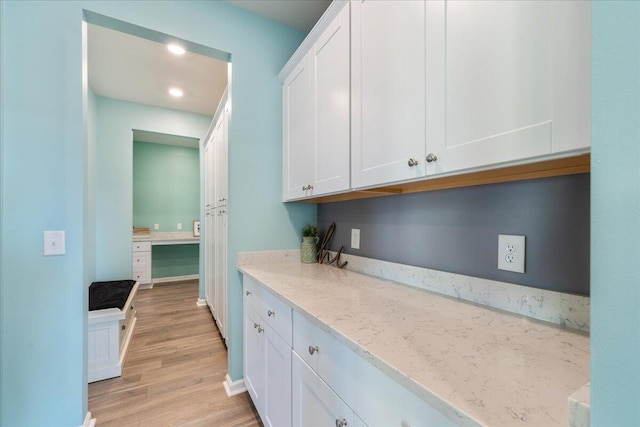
[1,2,314,425]
[1,2,86,425]
[591,2,640,425]
[133,141,200,232]
[95,96,210,281]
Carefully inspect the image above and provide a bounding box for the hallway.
[89,280,261,426]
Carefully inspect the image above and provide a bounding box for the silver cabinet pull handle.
[267,310,275,317]
[121,325,126,331]
[335,419,348,427]
[302,185,308,191]
[308,185,313,190]
[426,153,438,163]
[245,290,252,296]
[257,325,264,333]
[408,158,418,167]
[308,345,319,355]
[254,323,259,329]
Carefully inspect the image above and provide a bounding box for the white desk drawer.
[133,241,151,252]
[132,252,150,268]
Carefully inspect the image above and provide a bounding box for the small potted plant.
[300,224,319,264]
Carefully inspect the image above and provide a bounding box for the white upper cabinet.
[283,55,313,201]
[311,3,350,196]
[425,0,591,176]
[283,2,350,201]
[351,0,426,188]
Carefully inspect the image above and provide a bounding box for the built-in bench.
[88,280,139,383]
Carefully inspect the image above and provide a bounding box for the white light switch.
[44,231,66,256]
[154,224,159,230]
[351,229,360,250]
[177,223,182,230]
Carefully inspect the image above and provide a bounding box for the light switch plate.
[154,224,159,230]
[351,229,360,250]
[177,223,182,230]
[498,234,525,273]
[44,231,66,256]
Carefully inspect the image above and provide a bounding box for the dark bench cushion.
[89,280,136,311]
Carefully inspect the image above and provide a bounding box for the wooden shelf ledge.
[300,153,590,204]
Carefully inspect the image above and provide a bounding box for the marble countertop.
[239,261,590,427]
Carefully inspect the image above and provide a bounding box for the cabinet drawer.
[243,275,265,313]
[132,270,150,284]
[243,275,292,346]
[293,310,455,427]
[132,241,151,252]
[132,252,150,268]
[260,287,292,346]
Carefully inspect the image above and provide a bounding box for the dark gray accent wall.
[318,174,590,295]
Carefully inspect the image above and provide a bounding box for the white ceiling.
[225,0,331,33]
[88,24,227,116]
[88,2,329,118]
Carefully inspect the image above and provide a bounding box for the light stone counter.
[239,260,590,427]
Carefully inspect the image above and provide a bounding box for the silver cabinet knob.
[267,310,275,317]
[245,290,252,296]
[308,345,319,355]
[308,185,313,190]
[335,419,348,427]
[408,158,419,167]
[426,153,438,163]
[257,325,264,333]
[254,322,259,329]
[302,185,308,191]
[121,325,126,331]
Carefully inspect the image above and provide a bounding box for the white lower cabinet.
[243,276,293,427]
[292,352,365,427]
[243,274,457,427]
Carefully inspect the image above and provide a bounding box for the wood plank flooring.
[89,280,261,427]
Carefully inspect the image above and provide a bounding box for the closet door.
[351,0,426,188]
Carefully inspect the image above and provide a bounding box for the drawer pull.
[121,325,126,331]
[308,345,319,355]
[254,322,260,329]
[267,310,275,317]
[254,324,264,333]
[246,291,252,296]
[335,419,348,427]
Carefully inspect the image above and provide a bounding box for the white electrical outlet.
[498,234,525,273]
[351,229,360,250]
[177,223,182,230]
[154,224,159,230]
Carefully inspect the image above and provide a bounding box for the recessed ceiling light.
[169,88,184,97]
[167,44,186,55]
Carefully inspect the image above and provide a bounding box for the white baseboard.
[223,373,247,397]
[196,298,207,307]
[79,412,96,427]
[152,274,199,285]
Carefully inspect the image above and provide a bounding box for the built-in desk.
[133,232,200,287]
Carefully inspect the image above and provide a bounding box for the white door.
[311,3,350,196]
[214,110,228,207]
[292,352,356,427]
[425,1,590,176]
[244,305,265,414]
[283,54,313,200]
[263,329,292,427]
[351,0,426,188]
[214,206,227,339]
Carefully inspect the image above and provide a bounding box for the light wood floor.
[89,280,261,427]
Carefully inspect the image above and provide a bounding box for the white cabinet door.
[214,107,228,207]
[425,0,591,176]
[214,206,227,339]
[244,305,265,413]
[204,135,215,210]
[204,210,215,315]
[351,0,426,188]
[311,3,350,196]
[283,55,313,200]
[263,328,292,427]
[292,352,360,427]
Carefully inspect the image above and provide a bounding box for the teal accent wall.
[591,2,640,425]
[1,2,314,426]
[95,96,210,281]
[152,245,200,278]
[133,141,200,278]
[133,141,200,231]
